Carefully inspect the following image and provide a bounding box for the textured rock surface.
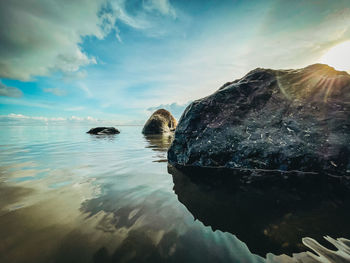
[142,109,177,135]
[87,127,120,135]
[168,64,350,175]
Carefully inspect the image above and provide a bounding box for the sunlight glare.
[320,41,350,72]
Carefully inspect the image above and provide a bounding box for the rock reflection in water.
[144,134,173,152]
[88,133,119,141]
[144,134,174,162]
[168,165,350,257]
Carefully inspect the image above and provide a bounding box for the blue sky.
[1,0,350,125]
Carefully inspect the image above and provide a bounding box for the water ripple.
[0,125,349,263]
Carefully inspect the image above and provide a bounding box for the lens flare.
[320,41,350,72]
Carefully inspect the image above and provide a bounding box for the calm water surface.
[0,125,349,263]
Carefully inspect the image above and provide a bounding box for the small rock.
[142,109,177,135]
[87,127,120,135]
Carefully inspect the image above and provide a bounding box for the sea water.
[0,125,349,263]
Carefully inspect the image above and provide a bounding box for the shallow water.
[0,125,349,263]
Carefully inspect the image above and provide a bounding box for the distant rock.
[87,127,120,135]
[168,64,350,176]
[142,109,177,135]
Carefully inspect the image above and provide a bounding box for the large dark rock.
[168,64,350,175]
[87,127,120,135]
[142,109,177,135]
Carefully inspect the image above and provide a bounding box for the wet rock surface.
[168,165,350,256]
[142,109,177,135]
[87,127,120,135]
[168,64,350,175]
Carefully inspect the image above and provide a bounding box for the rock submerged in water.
[87,127,120,135]
[142,109,177,135]
[168,64,350,175]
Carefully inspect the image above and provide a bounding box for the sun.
[320,41,350,72]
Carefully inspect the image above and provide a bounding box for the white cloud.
[110,0,151,30]
[0,113,143,126]
[0,113,98,124]
[62,70,88,81]
[0,82,23,97]
[78,83,93,98]
[69,115,97,122]
[0,0,178,82]
[245,5,350,70]
[0,0,113,81]
[43,88,67,96]
[6,113,51,122]
[143,0,176,17]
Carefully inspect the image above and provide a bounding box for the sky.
[0,0,350,125]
